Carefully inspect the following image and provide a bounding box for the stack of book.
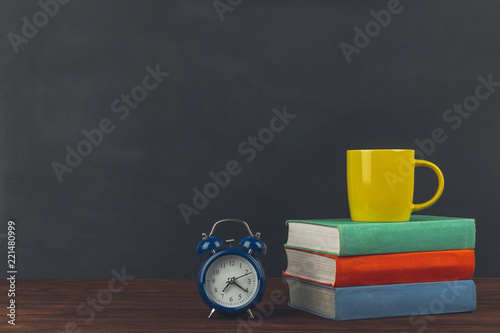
[283,215,476,320]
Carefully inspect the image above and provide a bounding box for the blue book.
[286,277,476,321]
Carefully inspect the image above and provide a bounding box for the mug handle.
[412,160,445,212]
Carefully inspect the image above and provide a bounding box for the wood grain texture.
[0,278,499,332]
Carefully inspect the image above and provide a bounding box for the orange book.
[283,247,475,287]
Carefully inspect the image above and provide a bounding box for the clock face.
[204,254,260,309]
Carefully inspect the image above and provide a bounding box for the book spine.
[283,247,475,287]
[338,218,476,256]
[335,249,475,287]
[334,280,476,321]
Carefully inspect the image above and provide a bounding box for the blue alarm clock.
[197,219,267,319]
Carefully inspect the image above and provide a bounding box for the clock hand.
[234,271,252,280]
[222,280,232,293]
[233,281,248,293]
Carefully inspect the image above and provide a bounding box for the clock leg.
[208,308,216,319]
[247,309,254,319]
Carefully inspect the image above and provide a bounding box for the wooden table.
[1,278,499,332]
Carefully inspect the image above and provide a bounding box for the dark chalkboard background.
[1,0,499,279]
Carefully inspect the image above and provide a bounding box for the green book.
[285,215,475,256]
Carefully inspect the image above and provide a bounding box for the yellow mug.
[347,149,444,222]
